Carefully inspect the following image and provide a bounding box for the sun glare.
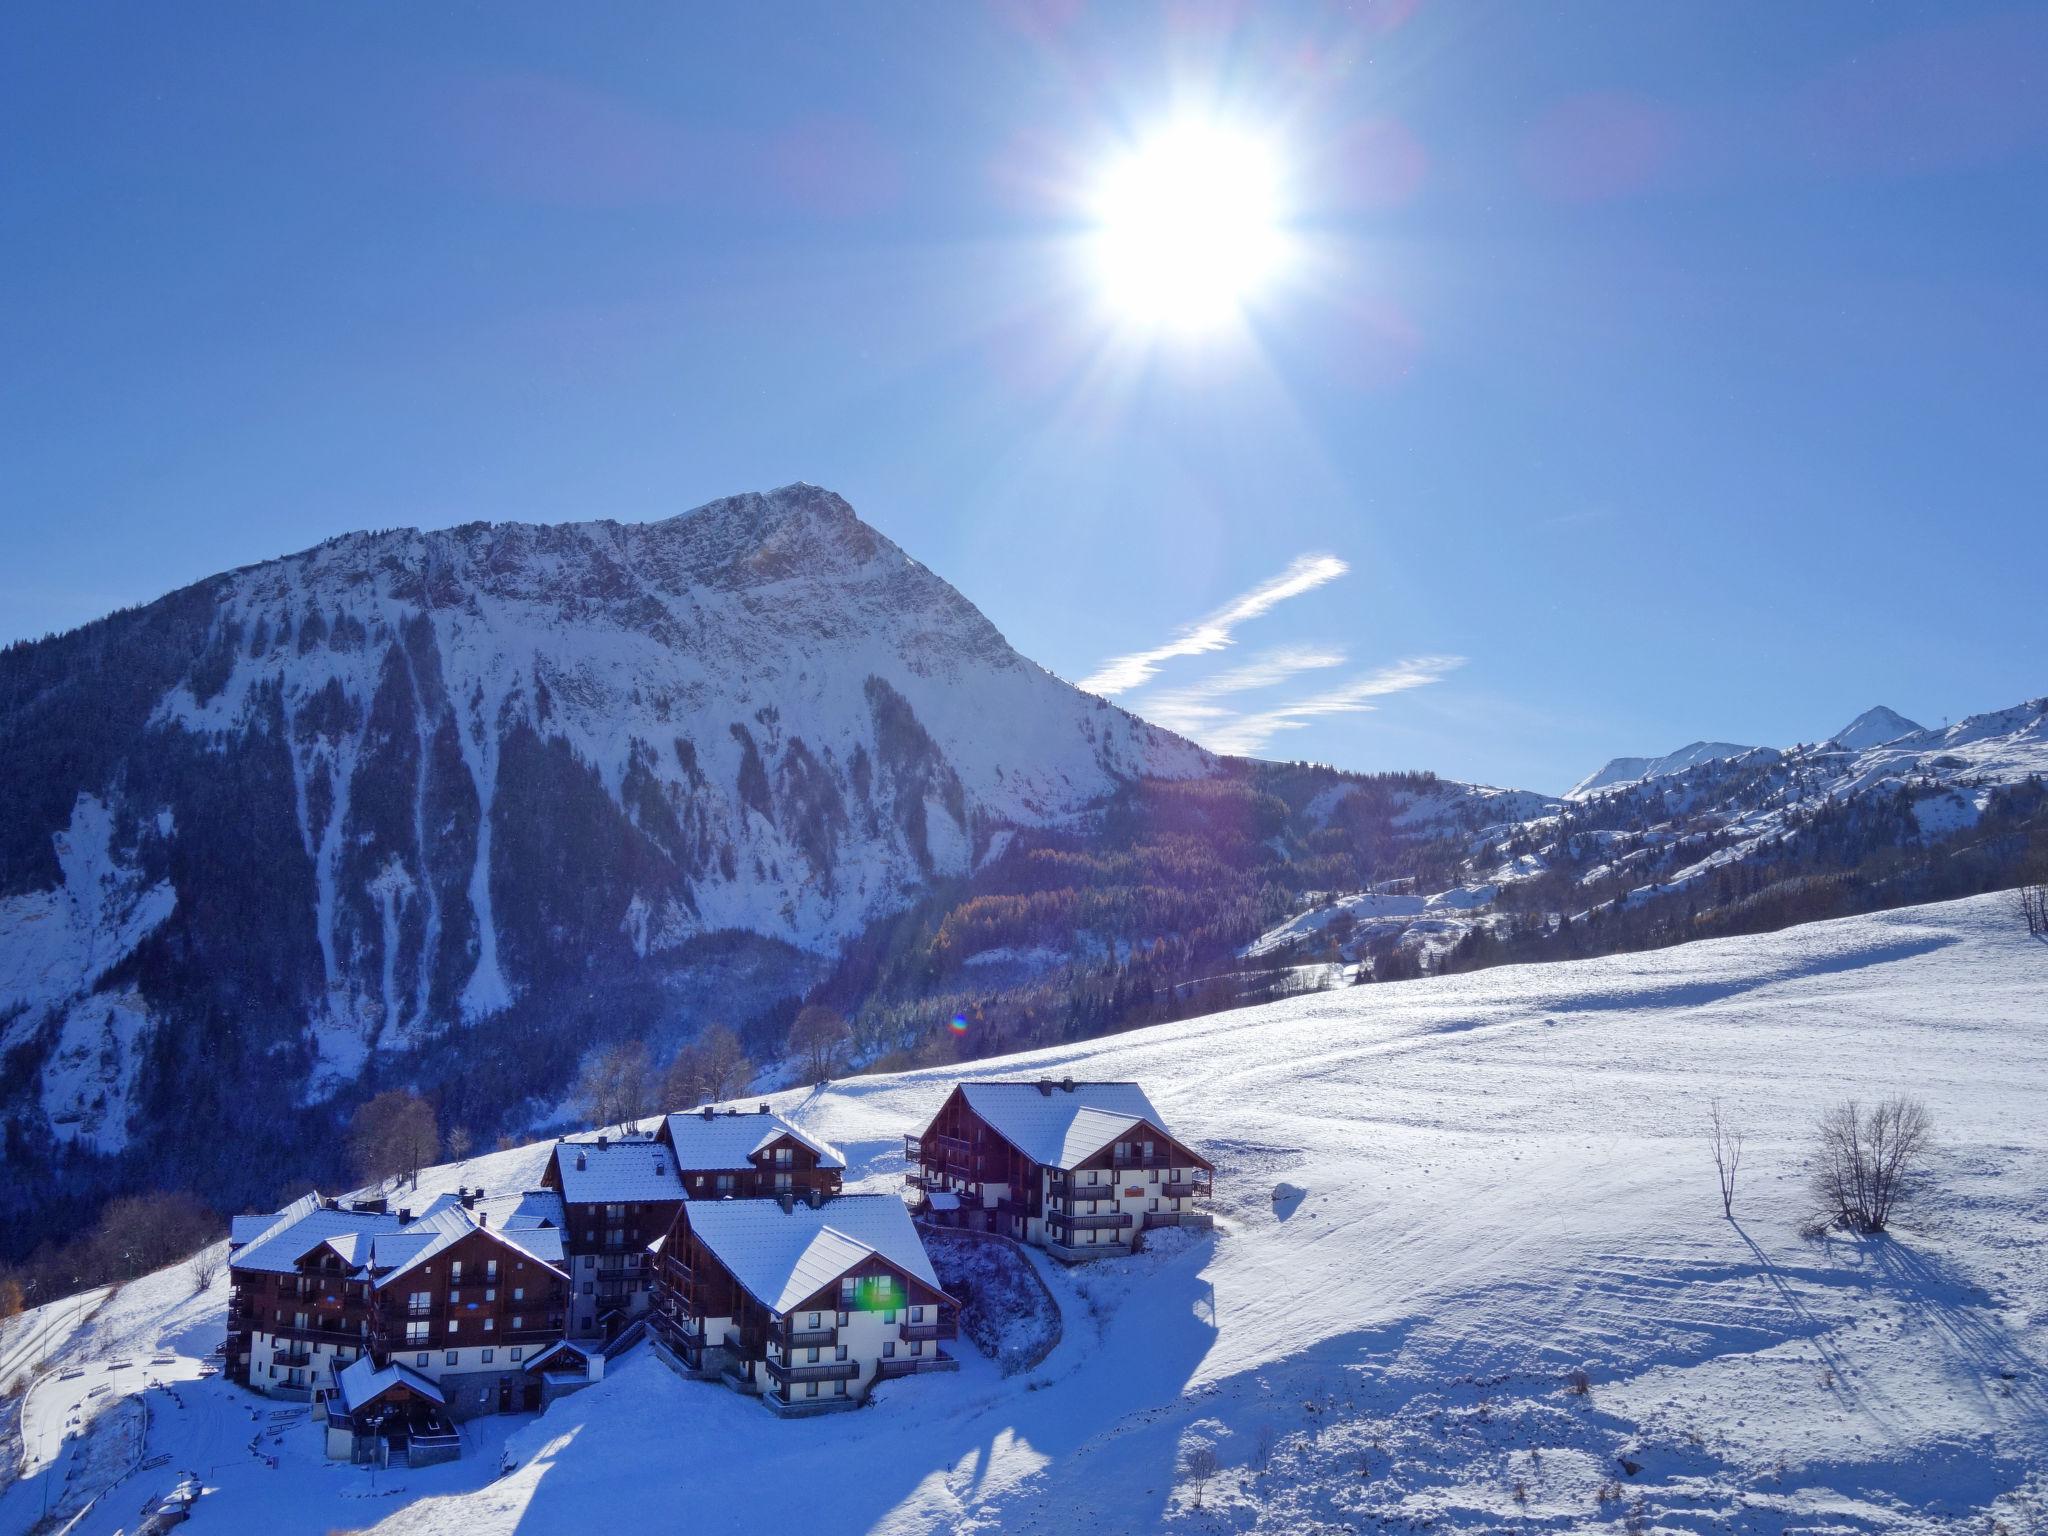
[1089,120,1290,334]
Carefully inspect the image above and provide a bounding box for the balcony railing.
[272,1349,311,1367]
[902,1135,922,1160]
[876,1353,958,1380]
[765,1356,860,1384]
[781,1325,838,1348]
[898,1315,957,1343]
[1049,1210,1132,1232]
[1110,1150,1174,1170]
[1162,1179,1212,1199]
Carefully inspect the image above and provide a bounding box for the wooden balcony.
[898,1314,957,1344]
[272,1348,311,1367]
[765,1356,860,1384]
[1049,1210,1132,1232]
[1110,1150,1174,1170]
[781,1324,838,1348]
[902,1134,922,1161]
[1162,1179,1212,1200]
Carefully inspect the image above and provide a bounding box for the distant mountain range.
[1,485,2042,1257]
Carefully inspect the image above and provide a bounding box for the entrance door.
[523,1381,541,1412]
[497,1376,512,1414]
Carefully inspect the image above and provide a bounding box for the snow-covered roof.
[231,1204,402,1276]
[334,1356,445,1415]
[553,1139,685,1204]
[683,1195,945,1316]
[520,1338,595,1373]
[956,1081,1173,1169]
[660,1110,846,1173]
[231,1193,566,1282]
[229,1192,324,1255]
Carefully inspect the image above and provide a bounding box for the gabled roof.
[660,1110,845,1174]
[520,1338,596,1373]
[334,1356,445,1415]
[231,1205,403,1276]
[229,1192,324,1254]
[552,1139,685,1204]
[229,1192,568,1282]
[682,1195,945,1316]
[954,1081,1175,1169]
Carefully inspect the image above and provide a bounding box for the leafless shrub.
[1595,1480,1622,1504]
[1181,1443,1220,1507]
[1565,1366,1591,1396]
[1809,1096,1933,1232]
[2013,883,2048,937]
[574,1040,655,1133]
[1252,1422,1276,1470]
[1706,1097,1745,1219]
[186,1244,224,1294]
[1512,1478,1528,1505]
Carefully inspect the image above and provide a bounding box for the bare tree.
[446,1125,475,1162]
[186,1243,224,1294]
[1180,1443,1220,1508]
[1810,1096,1933,1232]
[576,1041,655,1133]
[694,1024,752,1102]
[348,1090,441,1189]
[1706,1097,1745,1219]
[786,1005,853,1083]
[662,1042,708,1109]
[2014,883,2048,938]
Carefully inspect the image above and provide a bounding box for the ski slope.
[3,891,2043,1535]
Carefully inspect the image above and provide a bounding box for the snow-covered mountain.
[1829,703,1925,752]
[0,485,1207,1160]
[1566,740,1756,800]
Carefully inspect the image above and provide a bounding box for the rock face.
[0,485,1208,1158]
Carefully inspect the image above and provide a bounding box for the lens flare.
[948,1014,971,1035]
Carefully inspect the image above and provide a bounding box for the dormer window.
[774,1146,793,1167]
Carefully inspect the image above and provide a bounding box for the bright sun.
[1089,120,1290,334]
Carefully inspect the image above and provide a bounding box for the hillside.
[3,891,2042,1535]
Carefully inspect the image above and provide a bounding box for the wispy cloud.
[1195,654,1467,756]
[1077,554,1348,696]
[1138,645,1347,735]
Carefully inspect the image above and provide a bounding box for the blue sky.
[4,4,2045,792]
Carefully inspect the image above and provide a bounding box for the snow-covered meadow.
[3,891,2043,1535]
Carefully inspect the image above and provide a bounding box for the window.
[408,1290,431,1316]
[806,1346,820,1364]
[485,1289,496,1302]
[911,1306,923,1322]
[836,1311,848,1328]
[484,1319,495,1332]
[911,1340,923,1357]
[512,1315,524,1330]
[774,1146,792,1166]
[510,1346,524,1362]
[406,1322,429,1346]
[445,1350,459,1366]
[834,1379,846,1395]
[807,1312,821,1329]
[416,1353,431,1367]
[605,1229,624,1247]
[583,1282,594,1296]
[481,1349,494,1364]
[486,1260,498,1282]
[1148,1167,1159,1184]
[450,1261,463,1285]
[774,1172,791,1192]
[839,1278,856,1307]
[513,1287,525,1301]
[835,1345,848,1362]
[604,1203,624,1223]
[883,1340,895,1358]
[448,1320,459,1336]
[1149,1197,1159,1212]
[805,1381,818,1398]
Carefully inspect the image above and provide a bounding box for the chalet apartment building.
[541,1105,845,1340]
[225,1188,591,1421]
[907,1079,1214,1260]
[648,1191,957,1416]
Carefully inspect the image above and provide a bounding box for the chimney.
[596,1134,608,1149]
[777,1192,795,1214]
[1060,1077,1075,1094]
[757,1103,769,1115]
[1036,1079,1053,1097]
[460,1187,477,1209]
[478,1211,489,1227]
[702,1105,715,1121]
[398,1208,412,1224]
[575,1151,588,1172]
[654,1162,667,1178]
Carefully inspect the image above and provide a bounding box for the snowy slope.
[4,890,2042,1536]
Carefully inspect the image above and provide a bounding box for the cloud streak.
[1195,654,1467,756]
[1138,645,1348,736]
[1077,553,1349,696]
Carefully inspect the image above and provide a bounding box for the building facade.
[907,1079,1214,1260]
[649,1192,957,1415]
